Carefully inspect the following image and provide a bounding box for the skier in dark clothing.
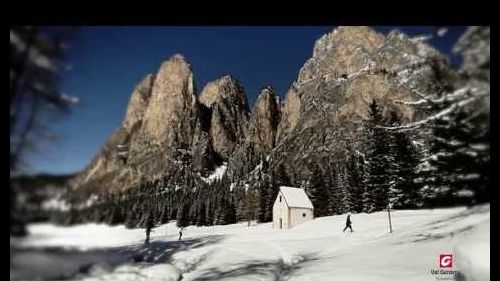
[343,214,353,232]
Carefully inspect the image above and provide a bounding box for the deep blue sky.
[28,26,466,175]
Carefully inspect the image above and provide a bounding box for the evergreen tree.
[327,165,343,215]
[235,186,247,222]
[385,112,421,209]
[158,201,170,225]
[242,188,259,226]
[107,202,124,225]
[224,199,237,225]
[195,201,207,226]
[418,106,489,206]
[307,164,331,217]
[361,183,374,213]
[331,163,354,214]
[381,27,489,207]
[363,100,395,212]
[264,174,281,222]
[205,200,214,226]
[176,202,190,228]
[345,152,365,213]
[257,170,270,222]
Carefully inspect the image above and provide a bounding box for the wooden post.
[388,203,393,233]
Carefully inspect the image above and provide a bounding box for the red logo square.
[439,254,453,268]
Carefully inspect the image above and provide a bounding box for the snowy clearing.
[200,163,227,184]
[11,204,489,281]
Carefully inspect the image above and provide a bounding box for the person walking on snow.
[178,227,183,241]
[343,214,353,232]
[145,214,154,245]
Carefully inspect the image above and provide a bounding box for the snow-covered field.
[11,204,489,281]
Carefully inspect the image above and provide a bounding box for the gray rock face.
[122,74,154,130]
[75,55,199,193]
[227,86,281,179]
[199,75,250,160]
[247,87,280,151]
[264,26,456,182]
[278,27,453,141]
[132,54,197,150]
[278,26,385,140]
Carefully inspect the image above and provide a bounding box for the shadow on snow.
[192,253,320,281]
[403,204,489,243]
[10,235,226,281]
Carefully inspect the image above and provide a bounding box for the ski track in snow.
[10,205,490,281]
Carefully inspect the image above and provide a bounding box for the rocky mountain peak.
[386,29,405,40]
[169,53,189,63]
[248,86,280,149]
[199,75,244,108]
[384,29,441,59]
[312,26,385,58]
[138,54,196,145]
[300,26,385,84]
[74,27,460,199]
[258,85,276,98]
[226,86,281,180]
[200,75,250,160]
[253,86,279,116]
[122,74,154,130]
[278,26,454,142]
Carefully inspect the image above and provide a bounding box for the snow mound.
[79,263,181,281]
[143,264,181,281]
[86,262,112,277]
[455,220,490,281]
[200,163,227,183]
[41,197,70,211]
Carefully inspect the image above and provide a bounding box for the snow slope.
[10,204,489,281]
[455,220,490,281]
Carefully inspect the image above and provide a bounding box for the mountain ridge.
[72,26,456,201]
